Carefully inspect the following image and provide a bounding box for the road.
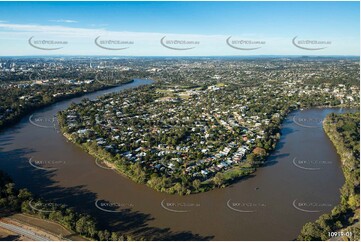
[0,221,50,241]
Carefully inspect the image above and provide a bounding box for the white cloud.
[0,22,358,56]
[0,23,226,39]
[89,24,108,27]
[49,19,78,23]
[0,23,106,37]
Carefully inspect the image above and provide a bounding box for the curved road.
[0,221,50,241]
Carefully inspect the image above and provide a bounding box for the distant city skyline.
[0,1,359,56]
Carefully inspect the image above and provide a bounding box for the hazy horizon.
[0,1,359,56]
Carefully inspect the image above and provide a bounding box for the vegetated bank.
[0,79,134,132]
[0,170,143,241]
[57,83,288,195]
[57,80,357,195]
[298,112,360,241]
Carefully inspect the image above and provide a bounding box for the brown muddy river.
[0,79,353,240]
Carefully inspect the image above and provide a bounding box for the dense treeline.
[0,81,133,131]
[56,82,286,195]
[0,170,141,240]
[59,131,264,195]
[59,74,359,195]
[298,112,360,241]
[58,75,359,195]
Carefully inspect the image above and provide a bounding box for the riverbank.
[1,102,353,240]
[62,132,261,195]
[0,80,134,132]
[59,92,358,196]
[298,112,360,241]
[0,213,85,241]
[0,169,143,241]
[59,118,279,195]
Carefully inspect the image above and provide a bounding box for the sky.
[0,1,359,56]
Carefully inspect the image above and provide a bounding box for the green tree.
[192,179,201,191]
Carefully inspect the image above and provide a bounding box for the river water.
[0,79,353,240]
